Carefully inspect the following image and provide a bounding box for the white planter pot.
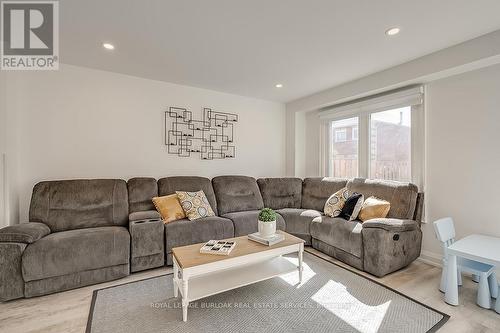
[258,220,276,238]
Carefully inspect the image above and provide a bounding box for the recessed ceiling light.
[102,43,115,50]
[385,27,400,36]
[275,83,283,88]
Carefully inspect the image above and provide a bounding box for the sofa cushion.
[276,208,321,244]
[0,222,50,243]
[324,187,349,217]
[310,216,363,258]
[29,179,129,232]
[176,190,215,220]
[222,210,285,237]
[346,178,418,220]
[358,196,391,222]
[339,193,364,221]
[257,178,302,209]
[152,194,186,223]
[165,216,234,255]
[213,176,264,215]
[127,177,158,213]
[301,178,348,211]
[158,176,218,215]
[22,226,130,282]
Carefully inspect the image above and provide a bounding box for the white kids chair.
[433,217,498,308]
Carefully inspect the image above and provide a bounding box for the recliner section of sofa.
[257,177,312,243]
[159,176,233,265]
[0,179,131,301]
[349,178,422,277]
[213,176,285,236]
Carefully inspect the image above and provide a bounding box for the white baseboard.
[417,250,442,267]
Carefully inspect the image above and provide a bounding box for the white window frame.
[319,86,425,190]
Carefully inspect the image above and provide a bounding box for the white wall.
[0,71,6,228]
[5,64,286,223]
[421,64,500,261]
[0,71,20,228]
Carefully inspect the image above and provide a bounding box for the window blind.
[319,86,424,120]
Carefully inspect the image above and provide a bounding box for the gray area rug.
[87,252,448,333]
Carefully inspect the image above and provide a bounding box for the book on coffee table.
[199,240,236,256]
[247,232,284,246]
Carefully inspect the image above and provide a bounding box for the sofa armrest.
[362,218,422,277]
[0,222,50,244]
[0,242,27,301]
[129,210,161,222]
[362,218,418,232]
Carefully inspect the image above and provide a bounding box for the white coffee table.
[172,231,304,322]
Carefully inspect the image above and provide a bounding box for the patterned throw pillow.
[176,190,215,221]
[152,194,186,223]
[324,187,350,217]
[358,196,391,222]
[339,192,364,221]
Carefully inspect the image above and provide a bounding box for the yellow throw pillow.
[358,196,391,222]
[152,194,186,223]
[176,190,215,221]
[324,187,349,217]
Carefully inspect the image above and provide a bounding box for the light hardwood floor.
[1,248,499,333]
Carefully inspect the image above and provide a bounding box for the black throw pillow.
[339,192,364,221]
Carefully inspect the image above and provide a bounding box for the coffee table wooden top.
[172,230,304,269]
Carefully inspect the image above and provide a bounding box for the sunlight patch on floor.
[279,257,316,287]
[311,280,391,333]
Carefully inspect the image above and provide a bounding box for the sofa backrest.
[346,178,418,220]
[158,176,218,215]
[257,178,302,210]
[301,178,348,211]
[29,179,129,232]
[127,177,158,213]
[212,176,264,215]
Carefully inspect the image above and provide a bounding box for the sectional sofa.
[0,176,423,301]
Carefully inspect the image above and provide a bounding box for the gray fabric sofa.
[0,175,423,301]
[0,179,130,301]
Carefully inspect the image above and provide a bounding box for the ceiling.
[60,0,500,102]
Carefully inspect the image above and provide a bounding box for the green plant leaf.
[258,208,276,222]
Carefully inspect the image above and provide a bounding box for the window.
[352,127,358,141]
[330,117,358,178]
[334,128,347,142]
[369,107,411,181]
[320,86,424,186]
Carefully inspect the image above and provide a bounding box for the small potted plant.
[258,208,277,238]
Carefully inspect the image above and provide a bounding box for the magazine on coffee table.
[247,232,284,246]
[200,240,236,256]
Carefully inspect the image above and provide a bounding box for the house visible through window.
[331,117,358,178]
[369,107,411,181]
[334,128,347,142]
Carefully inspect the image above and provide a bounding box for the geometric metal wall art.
[164,107,238,160]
